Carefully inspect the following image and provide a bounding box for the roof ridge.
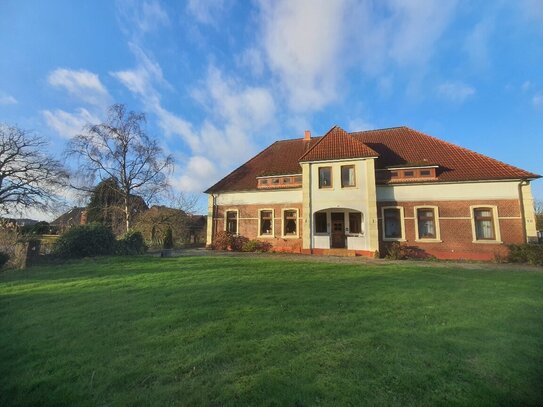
[349,126,406,134]
[405,127,540,178]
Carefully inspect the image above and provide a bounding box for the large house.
[205,126,540,260]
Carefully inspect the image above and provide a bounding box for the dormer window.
[404,170,414,177]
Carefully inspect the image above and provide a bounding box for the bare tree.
[0,124,68,215]
[66,104,174,231]
[535,199,543,231]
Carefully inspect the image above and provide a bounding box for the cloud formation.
[42,108,100,139]
[0,93,17,105]
[436,81,476,103]
[48,68,110,107]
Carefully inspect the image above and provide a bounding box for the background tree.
[66,104,174,232]
[535,199,543,231]
[0,123,68,215]
[87,177,147,235]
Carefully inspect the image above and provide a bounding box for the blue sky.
[1,0,542,217]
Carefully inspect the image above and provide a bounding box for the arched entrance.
[313,208,365,250]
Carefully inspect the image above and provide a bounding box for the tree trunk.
[124,193,131,232]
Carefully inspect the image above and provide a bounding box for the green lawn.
[1,256,542,406]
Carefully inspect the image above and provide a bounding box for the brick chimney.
[304,130,311,141]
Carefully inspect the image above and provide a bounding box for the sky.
[1,0,542,219]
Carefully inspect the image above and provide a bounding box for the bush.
[212,231,252,252]
[117,230,147,255]
[163,228,174,250]
[242,239,272,253]
[231,235,249,251]
[53,224,116,259]
[385,242,434,260]
[0,251,9,269]
[213,231,233,250]
[508,244,543,266]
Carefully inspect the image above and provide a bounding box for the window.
[319,167,332,188]
[283,178,290,183]
[417,208,436,239]
[226,211,238,234]
[283,210,297,236]
[294,176,303,183]
[420,170,431,176]
[272,178,280,184]
[390,171,398,177]
[259,210,273,236]
[341,165,356,187]
[383,208,403,239]
[474,208,495,240]
[260,179,268,185]
[349,212,361,234]
[315,212,327,233]
[404,170,414,177]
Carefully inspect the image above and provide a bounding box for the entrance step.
[323,249,356,257]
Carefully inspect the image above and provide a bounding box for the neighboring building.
[205,126,540,260]
[51,207,88,230]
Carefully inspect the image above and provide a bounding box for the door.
[331,212,345,248]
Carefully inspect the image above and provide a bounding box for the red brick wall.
[212,204,303,252]
[378,199,524,260]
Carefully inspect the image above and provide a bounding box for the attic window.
[283,178,291,183]
[404,171,414,177]
[272,178,280,184]
[390,171,398,177]
[420,170,431,176]
[260,179,268,185]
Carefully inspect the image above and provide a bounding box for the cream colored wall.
[308,158,378,251]
[376,181,520,202]
[215,189,302,205]
[301,163,311,249]
[520,182,538,242]
[206,194,214,246]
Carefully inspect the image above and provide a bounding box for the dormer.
[376,164,439,184]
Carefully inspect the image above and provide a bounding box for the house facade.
[205,126,540,260]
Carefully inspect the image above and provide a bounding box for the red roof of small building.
[205,126,540,193]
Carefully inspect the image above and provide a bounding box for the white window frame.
[224,209,239,235]
[381,206,406,242]
[340,165,356,188]
[281,208,299,238]
[470,205,502,243]
[414,206,442,242]
[257,208,275,238]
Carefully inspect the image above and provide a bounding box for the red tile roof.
[299,126,378,162]
[205,126,540,193]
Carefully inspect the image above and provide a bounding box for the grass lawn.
[1,256,542,406]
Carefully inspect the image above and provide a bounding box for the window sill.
[257,234,275,239]
[472,240,503,244]
[383,238,406,242]
[282,235,299,239]
[415,239,442,243]
[346,233,364,237]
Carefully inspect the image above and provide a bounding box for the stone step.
[323,249,356,257]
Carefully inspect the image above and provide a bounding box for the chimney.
[304,130,311,141]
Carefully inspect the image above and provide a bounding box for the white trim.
[256,174,302,179]
[379,165,439,171]
[414,206,442,243]
[381,206,406,242]
[470,205,502,244]
[281,208,300,238]
[300,156,378,164]
[224,208,239,235]
[257,208,275,238]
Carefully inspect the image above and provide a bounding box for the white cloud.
[186,0,225,25]
[48,68,110,107]
[258,0,346,112]
[347,118,375,132]
[42,108,100,139]
[436,81,476,103]
[464,17,494,69]
[116,0,170,37]
[0,93,17,105]
[173,155,219,192]
[254,0,459,112]
[533,93,543,107]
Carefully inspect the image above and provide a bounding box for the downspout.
[518,178,529,243]
[211,193,218,246]
[309,163,313,252]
